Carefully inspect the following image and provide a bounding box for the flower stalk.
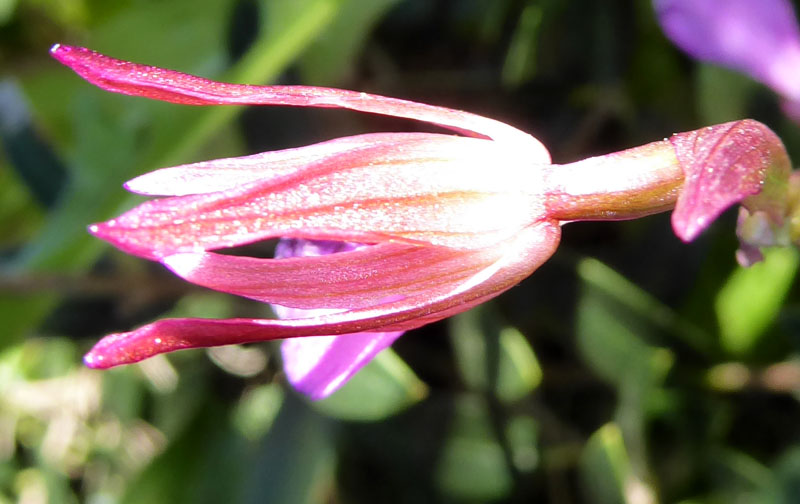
[544,140,683,222]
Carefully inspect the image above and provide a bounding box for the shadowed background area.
[2,0,800,502]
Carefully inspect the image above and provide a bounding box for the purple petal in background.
[781,98,800,123]
[273,238,365,262]
[279,332,404,400]
[273,238,405,400]
[654,0,800,100]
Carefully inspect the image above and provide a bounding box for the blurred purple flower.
[654,0,800,115]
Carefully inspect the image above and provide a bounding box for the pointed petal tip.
[87,222,101,236]
[82,324,186,369]
[83,349,111,369]
[122,176,164,195]
[87,221,163,261]
[83,332,134,369]
[121,179,146,194]
[86,221,115,247]
[671,214,706,243]
[83,330,138,369]
[49,43,79,64]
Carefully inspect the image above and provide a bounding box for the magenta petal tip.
[87,221,163,261]
[86,222,115,249]
[83,333,127,369]
[82,332,137,369]
[671,214,707,243]
[49,43,76,63]
[83,350,107,369]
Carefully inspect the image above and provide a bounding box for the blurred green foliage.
[2,0,800,502]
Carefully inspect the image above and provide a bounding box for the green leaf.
[168,293,236,320]
[579,423,653,504]
[772,446,800,503]
[497,327,542,402]
[242,395,335,504]
[147,0,341,170]
[121,400,249,504]
[505,414,540,473]
[450,304,542,402]
[576,259,674,389]
[716,247,799,356]
[435,394,513,501]
[0,155,43,248]
[231,383,284,441]
[100,366,147,422]
[310,348,427,421]
[577,257,713,355]
[501,1,544,88]
[697,64,759,125]
[299,0,402,85]
[0,0,16,24]
[711,449,779,502]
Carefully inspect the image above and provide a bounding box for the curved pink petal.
[89,134,546,259]
[83,221,561,369]
[161,241,512,310]
[670,120,790,241]
[50,44,549,160]
[124,133,428,196]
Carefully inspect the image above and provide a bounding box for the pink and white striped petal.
[49,44,549,160]
[83,222,561,369]
[90,133,546,259]
[270,239,404,400]
[125,133,432,196]
[161,241,513,310]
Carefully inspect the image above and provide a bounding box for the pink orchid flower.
[51,45,798,399]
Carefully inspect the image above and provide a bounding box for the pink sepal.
[125,133,442,196]
[162,242,510,310]
[670,120,789,242]
[83,222,560,369]
[89,133,545,259]
[49,44,549,159]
